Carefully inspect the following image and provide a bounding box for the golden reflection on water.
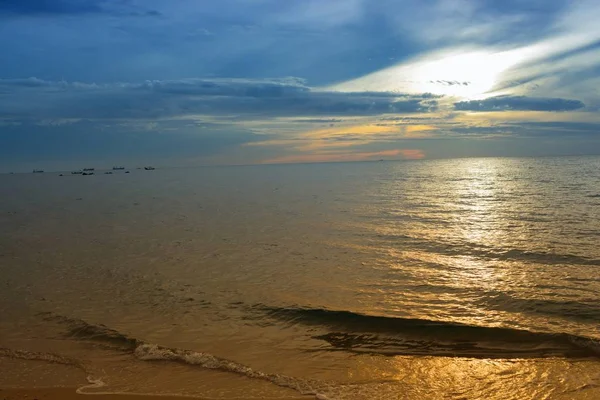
[333,158,600,399]
[336,155,600,391]
[348,355,600,400]
[448,158,513,246]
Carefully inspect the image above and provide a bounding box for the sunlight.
[413,51,517,99]
[328,48,528,100]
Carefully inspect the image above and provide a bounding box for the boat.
[104,171,113,174]
[71,171,83,175]
[112,166,125,170]
[83,168,95,171]
[32,170,44,173]
[82,172,94,176]
[144,166,156,170]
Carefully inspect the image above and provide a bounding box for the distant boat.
[125,171,130,174]
[104,171,113,174]
[82,172,94,176]
[144,166,156,170]
[32,170,44,173]
[71,171,83,175]
[83,168,95,171]
[112,166,125,170]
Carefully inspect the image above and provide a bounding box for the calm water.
[1,156,600,399]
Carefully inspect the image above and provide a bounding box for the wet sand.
[1,388,187,400]
[0,357,314,400]
[0,388,311,400]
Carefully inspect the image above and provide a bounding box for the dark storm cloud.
[0,0,104,15]
[0,0,161,17]
[454,95,585,112]
[0,78,438,120]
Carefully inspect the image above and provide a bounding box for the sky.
[2,0,600,171]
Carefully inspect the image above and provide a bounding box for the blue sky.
[2,0,600,171]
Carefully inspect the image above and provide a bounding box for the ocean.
[1,156,600,399]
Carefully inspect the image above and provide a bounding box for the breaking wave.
[134,343,324,396]
[26,310,599,400]
[39,313,329,398]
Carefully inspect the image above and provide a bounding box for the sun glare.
[414,51,507,98]
[329,48,527,100]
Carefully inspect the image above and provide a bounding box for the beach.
[1,388,311,400]
[1,388,204,400]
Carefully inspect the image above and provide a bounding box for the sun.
[414,51,504,98]
[327,48,527,100]
[412,50,525,99]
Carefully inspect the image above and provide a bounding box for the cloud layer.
[2,0,600,170]
[454,95,585,112]
[0,77,437,120]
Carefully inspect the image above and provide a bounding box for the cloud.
[0,0,161,17]
[288,118,345,123]
[0,77,438,120]
[326,48,531,99]
[326,0,600,105]
[3,0,600,170]
[0,77,52,88]
[0,0,104,15]
[454,95,585,112]
[409,0,571,45]
[518,121,600,136]
[0,0,586,90]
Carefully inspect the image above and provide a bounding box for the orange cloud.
[262,148,425,164]
[247,121,432,164]
[247,123,436,150]
[396,149,426,159]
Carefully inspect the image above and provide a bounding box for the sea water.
[1,156,600,399]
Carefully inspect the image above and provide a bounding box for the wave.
[18,310,600,400]
[482,295,600,322]
[373,234,600,266]
[40,313,327,397]
[0,344,326,398]
[134,343,323,395]
[39,312,138,350]
[262,306,600,359]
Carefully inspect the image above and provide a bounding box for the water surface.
[1,157,600,399]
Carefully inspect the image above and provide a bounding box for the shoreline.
[0,387,313,400]
[1,388,192,400]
